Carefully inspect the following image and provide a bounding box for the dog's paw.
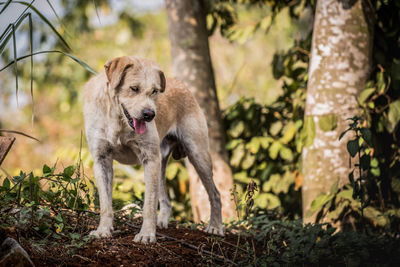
[89,225,113,238]
[205,225,224,237]
[134,231,156,244]
[157,212,169,229]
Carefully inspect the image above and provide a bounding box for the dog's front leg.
[134,152,160,244]
[90,156,114,238]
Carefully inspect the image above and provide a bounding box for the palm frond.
[0,50,97,75]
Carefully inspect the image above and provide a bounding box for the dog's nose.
[142,109,155,122]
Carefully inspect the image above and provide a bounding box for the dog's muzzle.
[121,104,148,135]
[121,103,135,130]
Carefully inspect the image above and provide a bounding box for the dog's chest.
[112,140,141,165]
[106,129,140,165]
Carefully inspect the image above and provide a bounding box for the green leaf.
[387,100,400,132]
[330,181,338,194]
[318,114,338,132]
[69,233,81,240]
[255,193,281,209]
[55,213,63,223]
[234,172,253,184]
[230,143,245,167]
[327,203,346,220]
[376,71,386,94]
[371,167,380,177]
[259,137,272,149]
[269,141,281,160]
[269,121,283,136]
[241,152,256,169]
[337,187,354,200]
[166,163,179,180]
[228,121,245,138]
[2,177,10,190]
[358,88,375,105]
[63,166,75,177]
[225,139,242,150]
[364,206,389,227]
[280,122,296,144]
[246,137,261,154]
[43,164,52,175]
[279,146,293,161]
[360,128,372,146]
[370,158,379,168]
[310,194,334,213]
[347,139,359,157]
[301,116,316,147]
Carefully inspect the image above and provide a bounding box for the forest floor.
[2,220,256,266]
[2,210,400,266]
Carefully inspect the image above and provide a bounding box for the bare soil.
[3,221,258,266]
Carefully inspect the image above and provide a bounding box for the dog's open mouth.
[121,104,146,135]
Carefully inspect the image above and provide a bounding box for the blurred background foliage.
[0,0,295,221]
[1,0,400,230]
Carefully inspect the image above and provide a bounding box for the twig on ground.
[72,254,95,263]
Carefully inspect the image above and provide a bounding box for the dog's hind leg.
[157,139,172,229]
[181,129,224,236]
[90,153,114,238]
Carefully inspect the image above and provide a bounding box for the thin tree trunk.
[302,0,374,222]
[165,0,236,221]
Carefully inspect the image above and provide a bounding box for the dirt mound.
[5,222,254,266]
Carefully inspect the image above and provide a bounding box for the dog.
[83,56,224,244]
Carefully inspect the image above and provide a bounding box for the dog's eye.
[151,89,158,95]
[130,86,139,92]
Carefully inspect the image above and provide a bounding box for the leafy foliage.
[0,163,94,237]
[219,1,312,218]
[241,214,400,266]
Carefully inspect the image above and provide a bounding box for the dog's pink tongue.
[133,119,146,134]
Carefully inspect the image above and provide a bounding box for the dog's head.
[104,56,166,135]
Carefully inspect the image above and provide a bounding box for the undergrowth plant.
[0,161,95,245]
[309,116,400,230]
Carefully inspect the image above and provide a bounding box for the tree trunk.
[165,0,236,221]
[302,0,374,222]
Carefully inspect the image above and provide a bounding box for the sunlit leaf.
[359,88,375,105]
[255,192,280,209]
[387,100,400,132]
[310,194,334,213]
[318,114,338,132]
[301,116,316,147]
[279,146,293,161]
[364,206,389,227]
[280,122,296,144]
[269,141,281,160]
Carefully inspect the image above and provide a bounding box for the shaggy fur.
[83,56,223,244]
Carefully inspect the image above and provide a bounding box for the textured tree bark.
[302,0,374,222]
[165,0,236,222]
[0,137,15,166]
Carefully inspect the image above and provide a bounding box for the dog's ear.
[104,57,133,90]
[159,70,166,92]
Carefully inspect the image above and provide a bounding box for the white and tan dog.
[83,56,223,244]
